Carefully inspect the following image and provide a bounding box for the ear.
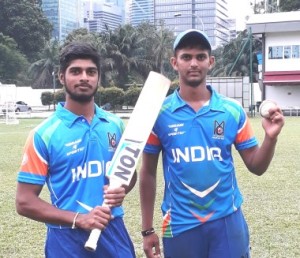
[58,73,65,85]
[170,56,178,71]
[208,56,215,70]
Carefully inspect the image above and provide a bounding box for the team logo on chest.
[213,120,225,139]
[108,132,117,151]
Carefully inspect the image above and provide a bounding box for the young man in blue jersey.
[16,42,136,258]
[139,29,285,258]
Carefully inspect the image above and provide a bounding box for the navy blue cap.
[173,29,211,51]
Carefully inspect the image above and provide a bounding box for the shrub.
[41,91,53,110]
[54,89,66,103]
[123,86,142,107]
[100,87,125,110]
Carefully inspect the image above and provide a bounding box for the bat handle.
[84,178,122,251]
[84,202,109,252]
[84,228,101,251]
[84,202,108,251]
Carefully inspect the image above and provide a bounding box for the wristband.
[141,227,155,237]
[72,212,79,229]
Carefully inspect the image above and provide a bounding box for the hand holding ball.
[259,100,277,118]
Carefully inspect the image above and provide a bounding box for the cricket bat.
[84,71,171,251]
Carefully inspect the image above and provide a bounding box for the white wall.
[265,85,300,108]
[0,84,16,103]
[15,87,52,107]
[0,85,54,107]
[207,77,256,109]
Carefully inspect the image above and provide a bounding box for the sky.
[227,0,254,30]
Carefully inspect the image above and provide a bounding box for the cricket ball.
[259,100,277,118]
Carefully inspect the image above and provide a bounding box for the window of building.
[268,46,283,59]
[284,46,291,59]
[269,45,300,59]
[292,45,300,58]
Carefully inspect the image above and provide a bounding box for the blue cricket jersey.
[144,86,258,237]
[17,103,125,228]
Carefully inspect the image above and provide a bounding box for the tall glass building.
[130,0,230,49]
[130,0,154,26]
[83,0,123,32]
[41,0,83,41]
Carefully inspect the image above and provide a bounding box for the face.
[171,46,214,88]
[59,59,100,103]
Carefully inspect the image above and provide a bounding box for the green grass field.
[0,117,299,258]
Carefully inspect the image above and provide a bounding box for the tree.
[0,0,52,62]
[41,91,53,110]
[123,85,142,106]
[152,21,174,75]
[252,0,300,13]
[210,30,262,82]
[135,21,175,80]
[28,40,60,89]
[58,24,175,89]
[100,87,124,110]
[99,24,150,88]
[63,28,101,47]
[251,0,266,14]
[55,90,66,103]
[0,33,29,84]
[280,0,300,11]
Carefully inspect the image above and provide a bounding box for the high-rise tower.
[41,0,83,41]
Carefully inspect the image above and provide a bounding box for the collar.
[56,102,109,127]
[170,85,224,113]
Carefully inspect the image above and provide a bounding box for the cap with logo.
[173,29,211,51]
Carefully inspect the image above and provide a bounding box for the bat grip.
[84,228,101,251]
[84,178,122,252]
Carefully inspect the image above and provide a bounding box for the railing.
[282,106,300,116]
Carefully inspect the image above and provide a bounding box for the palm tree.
[135,21,174,79]
[210,30,262,82]
[99,24,151,87]
[152,20,174,75]
[28,39,60,89]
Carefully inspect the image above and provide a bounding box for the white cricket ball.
[259,100,277,118]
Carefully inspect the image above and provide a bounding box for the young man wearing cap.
[139,29,284,258]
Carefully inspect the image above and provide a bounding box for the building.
[83,0,124,32]
[125,0,131,23]
[41,0,125,39]
[42,0,232,47]
[130,0,231,49]
[247,11,300,115]
[41,0,83,41]
[130,0,154,26]
[227,18,237,41]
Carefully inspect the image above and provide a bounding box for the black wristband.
[141,227,155,237]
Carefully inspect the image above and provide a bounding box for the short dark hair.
[59,42,101,74]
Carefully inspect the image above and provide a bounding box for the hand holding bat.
[84,179,127,251]
[103,184,126,207]
[73,206,111,231]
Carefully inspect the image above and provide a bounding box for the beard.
[65,84,98,103]
[184,77,205,88]
[188,80,202,88]
[180,70,207,88]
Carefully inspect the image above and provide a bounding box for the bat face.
[107,139,143,186]
[106,71,171,187]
